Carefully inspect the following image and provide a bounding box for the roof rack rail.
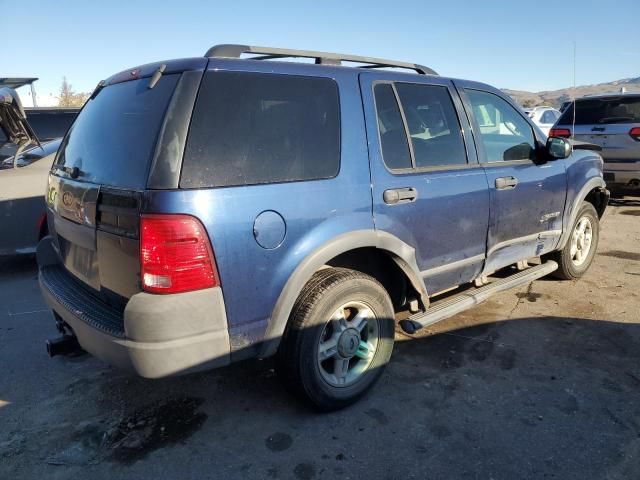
[204,44,438,76]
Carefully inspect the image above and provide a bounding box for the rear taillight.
[630,127,640,141]
[140,214,219,294]
[549,128,571,138]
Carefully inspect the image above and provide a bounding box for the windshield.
[54,74,179,189]
[558,96,640,125]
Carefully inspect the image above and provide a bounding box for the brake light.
[140,214,219,294]
[630,127,640,141]
[549,128,571,138]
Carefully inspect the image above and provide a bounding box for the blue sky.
[5,0,639,101]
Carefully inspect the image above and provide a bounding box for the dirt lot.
[1,197,639,480]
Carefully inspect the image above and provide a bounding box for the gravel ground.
[1,197,639,480]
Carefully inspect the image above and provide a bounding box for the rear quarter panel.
[144,60,373,358]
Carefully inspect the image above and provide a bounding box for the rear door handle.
[495,176,518,190]
[383,187,417,205]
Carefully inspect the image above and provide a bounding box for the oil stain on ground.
[106,397,207,464]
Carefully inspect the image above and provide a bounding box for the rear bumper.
[38,237,231,378]
[604,161,640,186]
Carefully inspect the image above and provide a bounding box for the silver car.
[551,93,640,189]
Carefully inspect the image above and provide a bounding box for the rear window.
[558,97,640,125]
[54,74,180,189]
[181,71,340,188]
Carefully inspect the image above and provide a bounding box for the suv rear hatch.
[556,95,640,163]
[46,59,206,310]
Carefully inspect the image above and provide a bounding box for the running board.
[399,261,558,334]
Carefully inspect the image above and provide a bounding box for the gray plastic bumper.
[38,238,231,378]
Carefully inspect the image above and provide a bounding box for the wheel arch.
[258,230,427,358]
[557,177,608,249]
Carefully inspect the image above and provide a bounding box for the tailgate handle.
[383,187,418,205]
[591,127,606,132]
[495,176,518,190]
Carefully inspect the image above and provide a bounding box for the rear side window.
[395,83,467,168]
[181,72,340,188]
[557,97,640,125]
[373,84,412,170]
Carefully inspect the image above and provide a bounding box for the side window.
[182,71,340,188]
[395,83,467,168]
[466,90,536,163]
[373,84,412,170]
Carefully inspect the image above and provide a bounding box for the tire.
[548,202,599,280]
[277,268,395,411]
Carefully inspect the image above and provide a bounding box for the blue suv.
[38,45,609,410]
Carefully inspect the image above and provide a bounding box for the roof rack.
[204,44,438,76]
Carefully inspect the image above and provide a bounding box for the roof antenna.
[571,41,577,143]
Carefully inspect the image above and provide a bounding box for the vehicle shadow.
[0,254,37,280]
[23,314,639,478]
[608,193,640,207]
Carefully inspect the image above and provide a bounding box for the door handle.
[383,187,417,205]
[495,176,518,190]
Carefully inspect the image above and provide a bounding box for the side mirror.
[546,137,572,159]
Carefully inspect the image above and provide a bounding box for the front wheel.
[277,268,395,411]
[548,202,600,280]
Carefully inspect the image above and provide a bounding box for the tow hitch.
[46,335,81,357]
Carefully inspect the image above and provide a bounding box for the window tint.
[181,72,340,188]
[373,84,412,170]
[557,97,640,125]
[395,83,467,168]
[55,74,180,189]
[466,90,536,163]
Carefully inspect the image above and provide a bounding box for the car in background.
[0,139,61,255]
[25,108,78,142]
[0,85,68,255]
[551,94,640,190]
[524,106,561,135]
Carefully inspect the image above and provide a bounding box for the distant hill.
[503,76,640,109]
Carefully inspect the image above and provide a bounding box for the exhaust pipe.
[46,335,81,357]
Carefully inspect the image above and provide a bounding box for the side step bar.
[399,261,558,334]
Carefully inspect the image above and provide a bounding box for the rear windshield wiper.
[53,164,82,179]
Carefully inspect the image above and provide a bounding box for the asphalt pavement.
[1,197,639,479]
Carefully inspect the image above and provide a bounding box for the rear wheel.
[549,202,599,280]
[277,268,395,411]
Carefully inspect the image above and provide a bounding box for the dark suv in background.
[38,45,608,410]
[551,93,640,190]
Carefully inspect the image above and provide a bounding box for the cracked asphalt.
[1,197,639,479]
